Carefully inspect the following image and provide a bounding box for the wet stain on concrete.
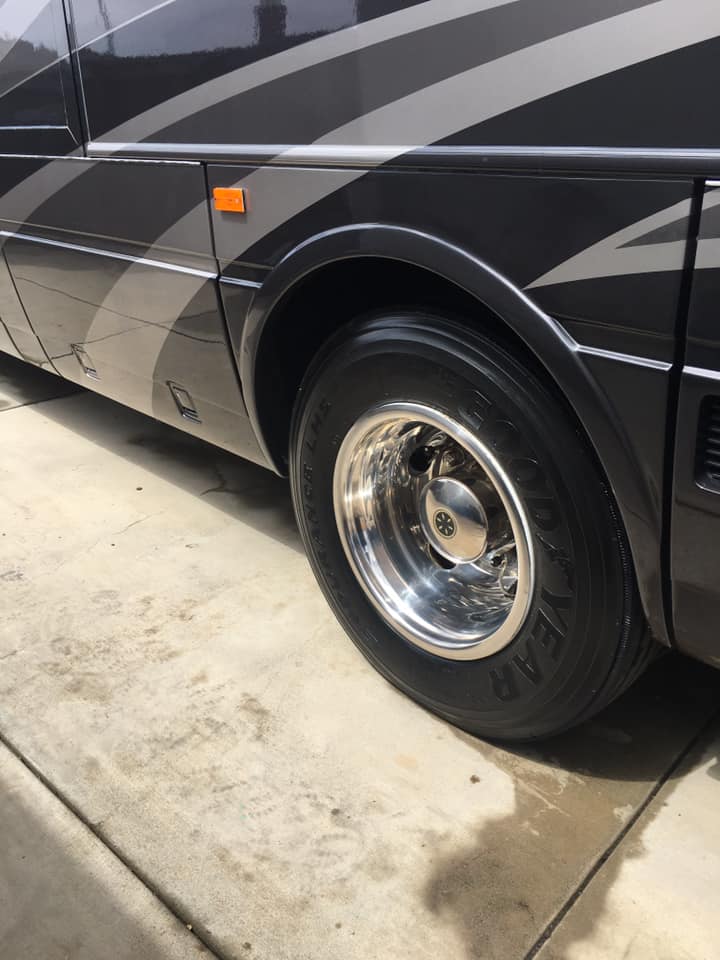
[423,658,720,960]
[394,754,419,771]
[83,756,102,782]
[90,589,122,615]
[172,600,196,623]
[537,726,720,960]
[423,789,563,960]
[63,672,111,703]
[155,647,183,663]
[237,695,272,743]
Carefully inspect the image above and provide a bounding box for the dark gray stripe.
[93,0,492,146]
[532,187,720,284]
[622,218,691,246]
[0,0,490,232]
[698,196,720,240]
[150,0,660,148]
[625,185,720,246]
[224,0,719,263]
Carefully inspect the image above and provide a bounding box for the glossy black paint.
[2,0,720,663]
[72,0,429,142]
[208,164,690,349]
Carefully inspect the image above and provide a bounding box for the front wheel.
[290,313,653,741]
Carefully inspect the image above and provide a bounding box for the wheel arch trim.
[240,223,668,644]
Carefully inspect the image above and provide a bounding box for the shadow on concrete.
[0,354,80,410]
[3,356,720,960]
[4,355,720,782]
[0,755,211,960]
[5,357,720,759]
[0,354,301,553]
[503,653,720,783]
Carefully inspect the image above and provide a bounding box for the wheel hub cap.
[333,402,535,660]
[420,477,488,563]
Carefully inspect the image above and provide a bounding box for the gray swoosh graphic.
[0,0,501,255]
[697,189,720,241]
[148,0,657,148]
[622,218,692,247]
[695,237,720,270]
[97,0,512,147]
[229,0,720,257]
[616,187,720,248]
[528,188,720,288]
[82,0,720,404]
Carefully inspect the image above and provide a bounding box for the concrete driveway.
[1,354,719,960]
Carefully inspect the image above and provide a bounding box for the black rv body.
[2,0,720,738]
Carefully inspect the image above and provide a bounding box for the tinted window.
[0,0,72,133]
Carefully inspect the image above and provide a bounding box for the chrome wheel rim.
[333,402,535,660]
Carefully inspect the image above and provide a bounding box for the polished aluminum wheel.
[333,402,535,660]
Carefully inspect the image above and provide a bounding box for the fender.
[240,224,670,645]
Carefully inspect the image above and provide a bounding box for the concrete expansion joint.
[0,725,228,960]
[523,702,720,960]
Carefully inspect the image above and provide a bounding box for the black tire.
[289,312,654,741]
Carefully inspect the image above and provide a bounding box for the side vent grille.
[696,396,720,492]
[168,381,201,423]
[71,343,98,380]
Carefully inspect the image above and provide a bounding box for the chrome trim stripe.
[685,366,720,381]
[577,344,672,372]
[87,142,720,169]
[0,126,67,132]
[220,277,263,290]
[87,142,418,164]
[0,231,215,279]
[0,153,198,166]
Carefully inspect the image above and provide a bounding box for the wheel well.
[253,256,549,472]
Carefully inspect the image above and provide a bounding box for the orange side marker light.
[213,187,246,213]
